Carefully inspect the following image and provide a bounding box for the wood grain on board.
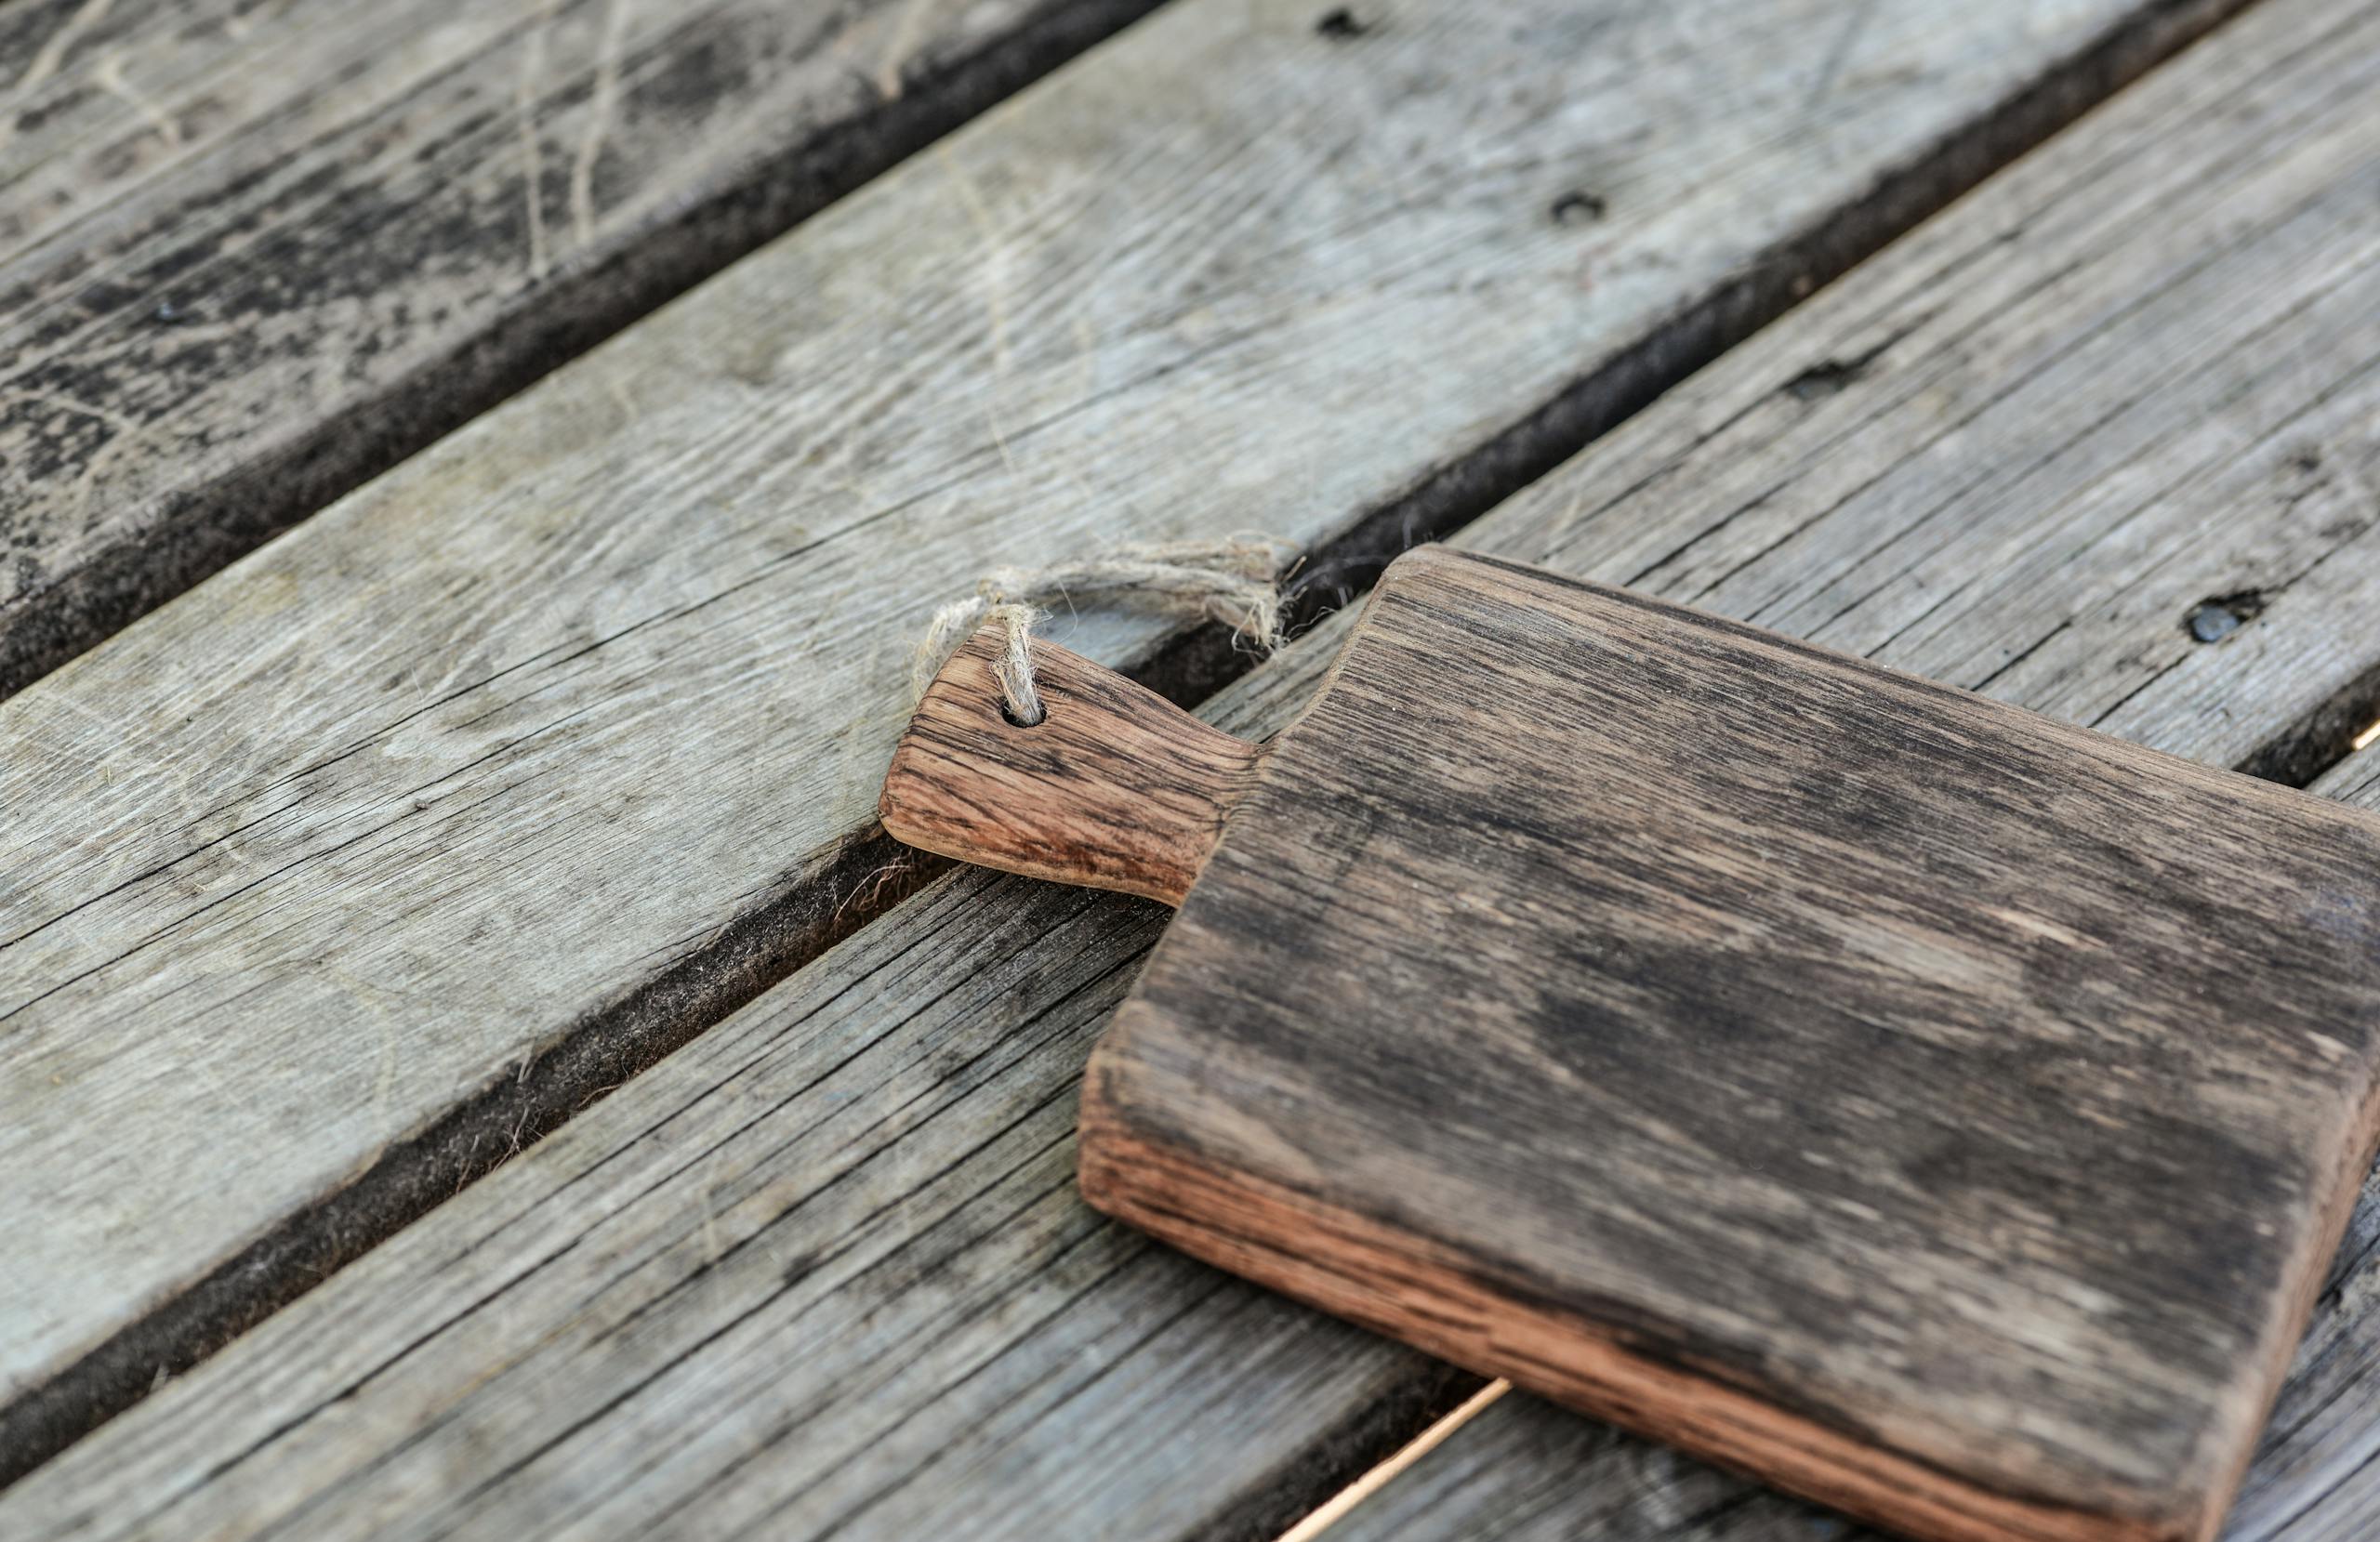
[0,0,1160,696]
[0,0,2243,1478]
[14,0,2380,1533]
[1081,547,2380,1542]
[882,624,1261,903]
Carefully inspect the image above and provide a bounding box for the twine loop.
[913,534,1300,725]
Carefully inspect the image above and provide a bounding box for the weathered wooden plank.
[12,0,2380,1532]
[0,0,1160,696]
[0,0,2241,1479]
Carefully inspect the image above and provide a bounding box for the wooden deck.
[3,0,2376,1535]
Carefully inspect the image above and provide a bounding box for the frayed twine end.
[911,534,1301,723]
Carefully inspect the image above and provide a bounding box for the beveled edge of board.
[1074,545,2380,1542]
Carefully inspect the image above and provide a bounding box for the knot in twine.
[913,534,1300,726]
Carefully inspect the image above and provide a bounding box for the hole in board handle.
[1000,697,1046,730]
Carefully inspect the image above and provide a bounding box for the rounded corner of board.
[1373,543,1467,591]
[1072,1060,1135,1218]
[1075,1000,1169,1179]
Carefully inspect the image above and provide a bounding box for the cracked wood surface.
[0,0,2247,1470]
[12,0,2380,1532]
[0,0,1159,696]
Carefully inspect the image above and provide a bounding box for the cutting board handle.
[879,623,1262,905]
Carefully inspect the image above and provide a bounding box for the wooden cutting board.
[879,547,2380,1542]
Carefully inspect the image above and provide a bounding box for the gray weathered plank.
[2311,740,2380,809]
[2,846,1464,1542]
[0,0,1158,695]
[0,0,2239,1478]
[12,0,2380,1532]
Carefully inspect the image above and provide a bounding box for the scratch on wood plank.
[2331,441,2380,525]
[571,0,629,250]
[515,5,556,282]
[91,50,179,148]
[321,961,422,1124]
[936,143,1013,376]
[1,388,143,521]
[1038,312,1159,530]
[874,0,937,99]
[0,0,116,157]
[935,143,1022,471]
[1806,0,1884,106]
[605,372,638,428]
[221,0,298,44]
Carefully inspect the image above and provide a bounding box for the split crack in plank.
[11,0,2380,1533]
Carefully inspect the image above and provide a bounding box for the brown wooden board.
[886,547,2380,1542]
